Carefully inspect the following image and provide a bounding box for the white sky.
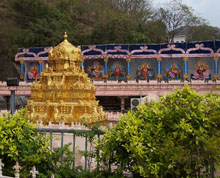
[152,0,220,28]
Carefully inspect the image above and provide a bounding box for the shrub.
[0,109,50,177]
[0,109,124,177]
[98,86,220,177]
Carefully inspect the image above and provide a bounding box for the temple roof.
[15,40,220,61]
[49,32,83,63]
[26,33,106,125]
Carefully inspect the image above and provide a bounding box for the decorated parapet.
[26,33,107,125]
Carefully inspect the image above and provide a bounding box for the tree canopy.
[157,0,205,41]
[0,109,50,177]
[98,86,220,177]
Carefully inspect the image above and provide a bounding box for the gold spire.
[64,32,68,41]
[26,34,107,125]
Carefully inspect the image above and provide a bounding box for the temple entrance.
[96,96,121,112]
[96,96,136,113]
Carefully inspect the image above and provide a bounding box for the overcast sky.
[153,0,220,28]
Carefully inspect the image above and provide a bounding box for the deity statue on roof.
[87,61,104,80]
[141,61,151,78]
[165,62,181,79]
[28,63,39,80]
[110,61,126,79]
[136,65,142,79]
[113,61,122,78]
[192,60,210,80]
[92,61,104,78]
[136,61,154,79]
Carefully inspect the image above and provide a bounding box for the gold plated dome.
[26,33,107,125]
[48,32,83,72]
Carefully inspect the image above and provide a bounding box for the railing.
[0,128,104,177]
[0,159,39,178]
[36,127,104,171]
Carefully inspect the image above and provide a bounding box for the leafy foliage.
[187,25,220,42]
[36,144,125,178]
[98,86,220,177]
[157,0,206,41]
[0,109,50,177]
[0,109,120,177]
[34,123,122,178]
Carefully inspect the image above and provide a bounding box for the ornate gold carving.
[157,74,162,78]
[126,58,131,62]
[157,57,162,61]
[214,74,219,78]
[214,56,219,61]
[26,33,107,125]
[184,74,189,79]
[20,60,24,64]
[104,58,108,62]
[183,57,188,61]
[126,74,131,79]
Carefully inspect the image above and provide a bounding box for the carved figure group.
[165,62,181,79]
[110,61,126,79]
[87,61,104,79]
[192,60,210,80]
[28,63,39,80]
[136,61,154,79]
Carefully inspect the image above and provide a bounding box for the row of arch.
[15,43,220,62]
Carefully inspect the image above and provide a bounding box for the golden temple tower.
[26,33,106,125]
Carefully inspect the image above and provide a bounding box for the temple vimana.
[26,33,106,125]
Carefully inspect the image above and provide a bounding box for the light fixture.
[7,77,19,115]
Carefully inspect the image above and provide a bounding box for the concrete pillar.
[214,56,219,79]
[183,57,189,79]
[126,58,131,79]
[20,60,24,80]
[157,57,162,80]
[104,58,109,78]
[120,96,125,112]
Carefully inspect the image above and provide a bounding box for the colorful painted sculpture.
[26,33,106,125]
[165,62,181,79]
[87,66,93,78]
[110,61,126,79]
[28,64,39,79]
[192,60,210,80]
[113,61,122,78]
[136,61,154,79]
[87,61,104,80]
[136,65,142,79]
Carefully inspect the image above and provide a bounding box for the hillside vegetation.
[0,0,220,80]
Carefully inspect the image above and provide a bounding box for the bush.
[98,86,220,177]
[0,110,120,178]
[0,109,50,177]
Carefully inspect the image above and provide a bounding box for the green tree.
[157,0,205,41]
[0,109,50,177]
[186,25,220,42]
[0,109,119,178]
[98,86,220,177]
